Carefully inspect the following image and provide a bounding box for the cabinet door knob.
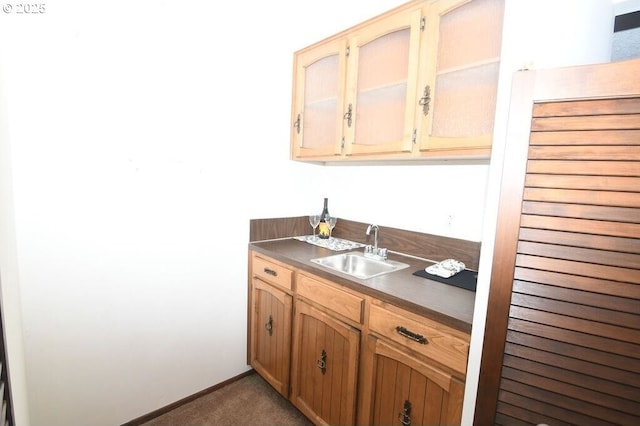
[316,349,327,374]
[265,315,273,336]
[398,400,412,426]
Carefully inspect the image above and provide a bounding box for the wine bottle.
[317,198,330,239]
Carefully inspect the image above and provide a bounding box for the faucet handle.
[378,248,388,260]
[363,245,388,261]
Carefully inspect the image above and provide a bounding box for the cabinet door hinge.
[341,137,346,149]
[412,129,417,144]
[420,16,426,31]
[346,46,350,57]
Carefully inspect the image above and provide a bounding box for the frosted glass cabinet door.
[291,39,347,159]
[419,0,504,154]
[344,6,424,157]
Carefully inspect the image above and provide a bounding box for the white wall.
[613,0,640,60]
[0,44,30,426]
[0,1,616,425]
[462,0,614,424]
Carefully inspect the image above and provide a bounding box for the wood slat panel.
[517,241,640,269]
[501,368,640,421]
[520,214,640,238]
[529,129,640,145]
[518,228,640,253]
[527,160,640,176]
[528,144,640,160]
[521,201,639,223]
[516,254,640,284]
[375,356,397,425]
[525,174,640,192]
[531,114,640,132]
[503,352,640,406]
[312,316,327,416]
[514,267,640,299]
[499,385,621,426]
[300,311,317,404]
[513,280,640,315]
[505,333,640,382]
[326,328,342,423]
[393,362,412,425]
[408,368,428,425]
[510,292,639,329]
[532,98,640,117]
[424,380,446,425]
[502,364,640,417]
[507,315,640,358]
[523,188,640,207]
[495,408,559,426]
[509,305,640,345]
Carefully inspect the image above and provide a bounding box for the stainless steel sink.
[310,251,410,279]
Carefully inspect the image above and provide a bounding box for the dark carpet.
[141,372,313,426]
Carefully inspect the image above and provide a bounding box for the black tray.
[412,268,478,292]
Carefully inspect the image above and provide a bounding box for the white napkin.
[425,259,466,278]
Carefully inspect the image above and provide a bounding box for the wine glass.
[327,216,337,240]
[309,215,321,240]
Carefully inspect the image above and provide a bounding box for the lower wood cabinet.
[248,251,470,426]
[367,301,470,378]
[290,299,360,425]
[249,253,294,397]
[250,279,292,397]
[358,335,465,426]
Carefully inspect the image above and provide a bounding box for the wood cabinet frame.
[290,0,504,163]
[358,334,465,425]
[249,279,292,396]
[289,299,361,425]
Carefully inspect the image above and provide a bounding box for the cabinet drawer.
[297,273,364,324]
[252,254,293,291]
[368,301,470,376]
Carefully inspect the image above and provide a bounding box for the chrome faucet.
[365,224,387,260]
[366,224,379,250]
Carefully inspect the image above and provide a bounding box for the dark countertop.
[249,238,476,333]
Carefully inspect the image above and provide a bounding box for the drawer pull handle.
[398,400,412,426]
[263,267,277,277]
[265,315,273,336]
[396,326,428,345]
[316,349,327,374]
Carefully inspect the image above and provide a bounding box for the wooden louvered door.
[475,58,640,426]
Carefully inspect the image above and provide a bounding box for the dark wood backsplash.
[249,216,481,271]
